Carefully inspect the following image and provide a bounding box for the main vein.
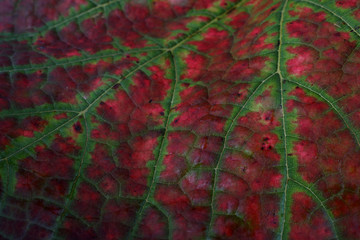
[277,0,290,239]
[278,1,341,239]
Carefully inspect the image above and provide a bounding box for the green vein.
[127,51,179,240]
[0,113,80,162]
[206,72,276,238]
[286,79,360,148]
[0,0,121,42]
[290,178,339,239]
[277,0,290,239]
[167,0,245,52]
[0,109,79,118]
[81,52,168,115]
[51,114,91,239]
[299,0,360,38]
[0,47,165,73]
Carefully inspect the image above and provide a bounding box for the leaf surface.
[1,0,360,239]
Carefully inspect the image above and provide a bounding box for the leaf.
[0,0,360,239]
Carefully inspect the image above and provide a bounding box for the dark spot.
[268,146,272,150]
[126,54,130,58]
[73,122,82,133]
[174,118,179,123]
[287,153,293,156]
[148,99,153,103]
[237,93,242,96]
[263,137,270,141]
[295,86,300,89]
[261,146,265,150]
[160,111,164,116]
[334,32,341,37]
[100,101,105,105]
[136,60,139,63]
[112,83,120,89]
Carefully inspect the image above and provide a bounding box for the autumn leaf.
[0,0,360,239]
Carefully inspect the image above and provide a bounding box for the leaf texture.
[0,0,360,239]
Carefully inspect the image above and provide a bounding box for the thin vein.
[0,48,165,73]
[286,79,360,148]
[206,72,276,239]
[0,114,80,162]
[50,114,91,239]
[299,0,360,38]
[0,0,121,42]
[290,178,339,238]
[127,51,179,240]
[0,109,79,118]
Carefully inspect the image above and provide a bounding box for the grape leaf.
[1,0,360,239]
